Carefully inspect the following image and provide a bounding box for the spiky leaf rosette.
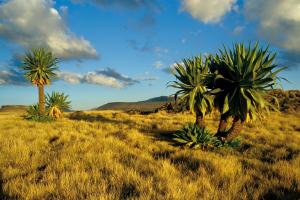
[169,55,214,116]
[22,48,58,85]
[25,104,53,122]
[26,104,39,117]
[173,124,240,149]
[46,92,71,117]
[208,43,285,122]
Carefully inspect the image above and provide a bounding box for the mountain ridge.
[95,96,174,111]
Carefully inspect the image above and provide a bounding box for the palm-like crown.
[209,43,285,121]
[22,48,58,85]
[169,55,214,116]
[46,92,71,111]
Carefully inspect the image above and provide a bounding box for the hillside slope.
[95,96,174,111]
[0,105,28,112]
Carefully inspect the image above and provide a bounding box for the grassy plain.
[0,110,300,199]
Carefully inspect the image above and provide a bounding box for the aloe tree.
[46,92,71,118]
[169,55,214,128]
[22,48,59,115]
[209,43,285,140]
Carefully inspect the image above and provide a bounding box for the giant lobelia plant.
[208,43,285,140]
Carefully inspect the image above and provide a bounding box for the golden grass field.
[0,110,300,200]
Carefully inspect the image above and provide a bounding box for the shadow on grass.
[0,172,15,200]
[69,111,137,127]
[119,183,140,200]
[140,128,178,145]
[260,186,300,200]
[69,111,178,145]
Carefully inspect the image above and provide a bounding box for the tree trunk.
[215,112,230,139]
[38,84,45,115]
[195,109,205,129]
[225,116,244,140]
[217,112,230,132]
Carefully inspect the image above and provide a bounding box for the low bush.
[25,104,54,122]
[173,123,241,149]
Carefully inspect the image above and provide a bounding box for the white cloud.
[233,25,244,35]
[245,0,300,56]
[0,68,27,85]
[154,60,164,68]
[56,71,82,84]
[0,0,98,60]
[57,68,139,88]
[180,0,237,23]
[57,71,124,88]
[0,67,143,88]
[85,72,123,88]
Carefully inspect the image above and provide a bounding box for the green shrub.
[46,92,71,118]
[25,104,54,122]
[222,137,241,148]
[173,124,241,149]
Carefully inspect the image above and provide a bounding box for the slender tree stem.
[217,112,230,132]
[215,112,230,139]
[225,116,244,140]
[195,108,205,128]
[38,84,45,115]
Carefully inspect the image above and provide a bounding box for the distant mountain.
[0,105,28,112]
[95,96,174,111]
[142,96,174,102]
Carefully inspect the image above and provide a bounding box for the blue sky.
[0,0,300,110]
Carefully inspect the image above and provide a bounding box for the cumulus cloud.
[57,68,139,88]
[56,71,82,84]
[0,67,141,88]
[97,68,138,85]
[245,0,300,68]
[84,71,124,88]
[0,0,98,60]
[0,68,27,85]
[180,0,237,23]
